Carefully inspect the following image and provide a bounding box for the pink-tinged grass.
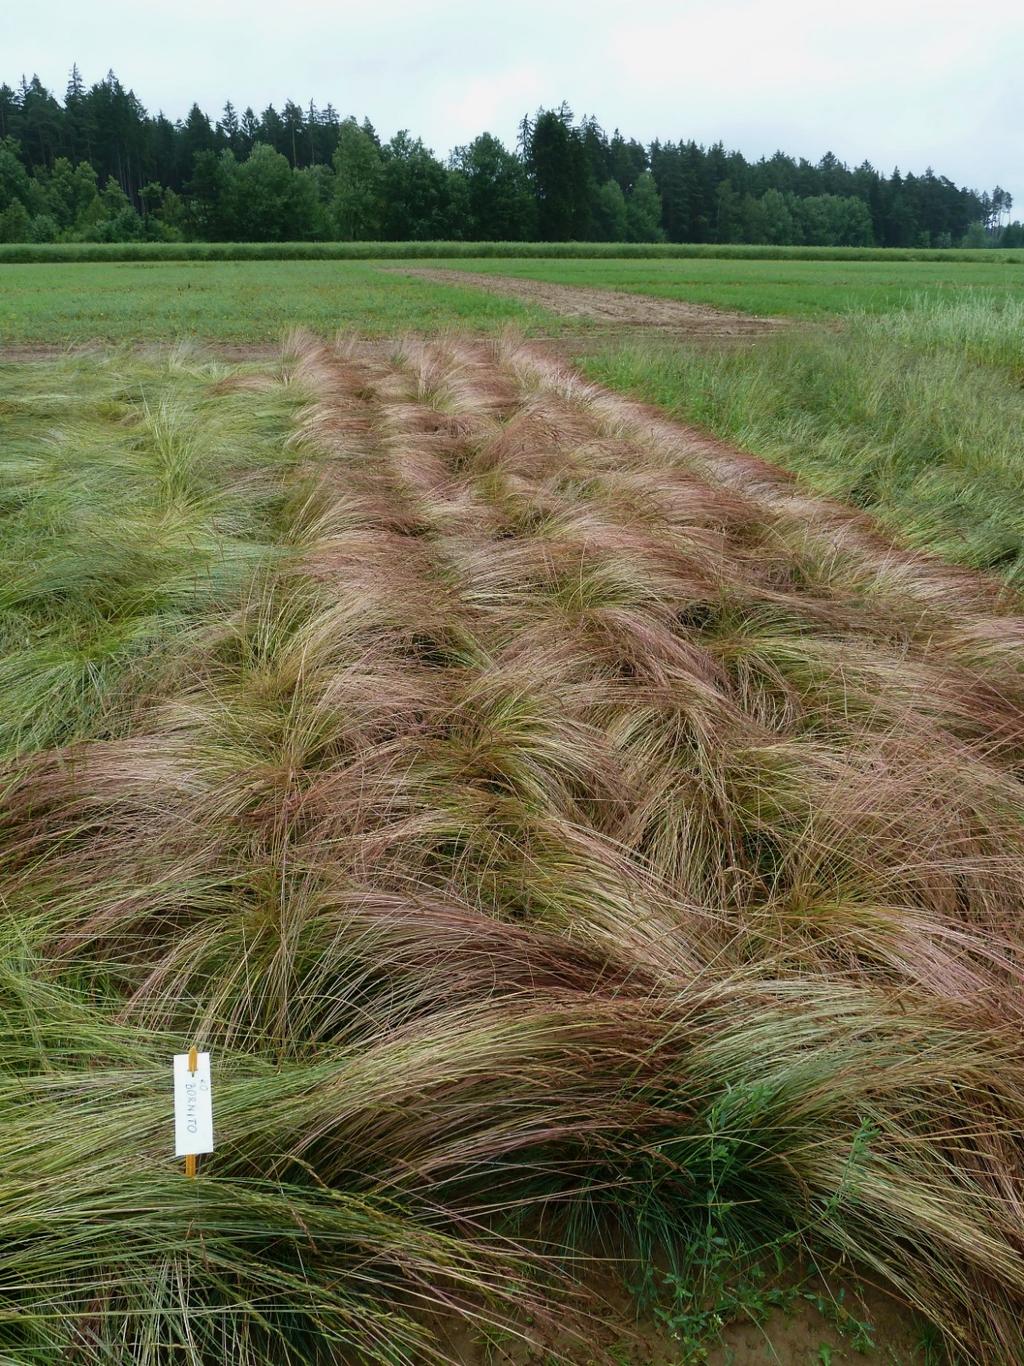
[3,332,1024,1361]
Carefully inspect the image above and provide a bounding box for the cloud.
[4,0,1021,205]
[434,66,545,153]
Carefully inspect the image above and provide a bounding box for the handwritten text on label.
[173,1052,214,1157]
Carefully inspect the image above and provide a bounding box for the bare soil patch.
[443,1265,921,1363]
[394,267,787,336]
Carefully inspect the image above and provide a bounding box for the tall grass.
[1,240,1022,264]
[870,291,1024,373]
[582,293,1024,583]
[0,347,304,756]
[4,333,1024,1360]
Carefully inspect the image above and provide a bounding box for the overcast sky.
[5,0,1022,211]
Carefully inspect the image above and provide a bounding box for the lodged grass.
[0,346,306,757]
[4,333,1024,1361]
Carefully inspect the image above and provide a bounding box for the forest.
[0,67,1020,247]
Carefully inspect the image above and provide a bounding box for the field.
[2,252,1024,1364]
[3,251,1024,344]
[0,260,547,345]
[408,255,1024,318]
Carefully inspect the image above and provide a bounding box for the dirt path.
[393,266,786,336]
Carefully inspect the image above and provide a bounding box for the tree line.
[0,69,1019,248]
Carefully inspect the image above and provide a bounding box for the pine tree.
[0,84,19,141]
[240,108,259,155]
[281,100,305,167]
[307,101,319,165]
[259,106,285,156]
[649,142,691,243]
[64,65,89,161]
[521,106,586,241]
[219,101,240,154]
[180,103,216,182]
[20,75,62,168]
[320,104,341,163]
[608,130,646,195]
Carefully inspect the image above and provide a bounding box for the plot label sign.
[173,1051,214,1158]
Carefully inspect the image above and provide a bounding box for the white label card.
[173,1052,214,1157]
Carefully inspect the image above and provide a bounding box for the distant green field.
[2,252,1022,343]
[429,256,1024,318]
[0,260,548,344]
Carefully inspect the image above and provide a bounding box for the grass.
[0,345,308,756]
[4,333,1024,1362]
[429,255,1024,317]
[0,260,549,344]
[580,293,1024,583]
[3,240,1023,264]
[2,252,1023,344]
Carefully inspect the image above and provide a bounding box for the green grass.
[579,293,1024,582]
[0,346,306,755]
[3,253,1022,345]
[3,240,1023,264]
[429,255,1024,318]
[0,260,549,344]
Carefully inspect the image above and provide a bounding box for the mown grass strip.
[429,255,1024,318]
[0,261,553,344]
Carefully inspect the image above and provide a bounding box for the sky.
[4,0,1022,212]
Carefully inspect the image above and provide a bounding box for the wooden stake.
[185,1045,198,1179]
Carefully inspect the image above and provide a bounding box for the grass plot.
[3,336,1024,1362]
